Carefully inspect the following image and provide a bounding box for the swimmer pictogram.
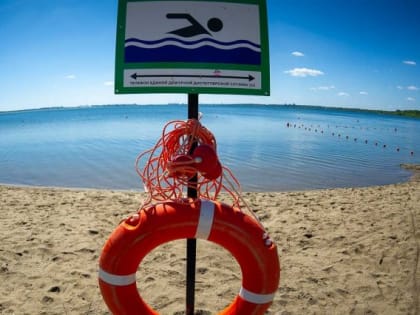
[123,3,262,65]
[166,13,223,37]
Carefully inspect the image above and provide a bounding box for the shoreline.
[0,163,418,194]
[401,163,420,182]
[0,166,419,314]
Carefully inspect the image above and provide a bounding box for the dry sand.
[0,167,419,315]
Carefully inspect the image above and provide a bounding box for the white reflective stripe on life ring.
[99,268,136,286]
[195,199,215,239]
[239,286,276,304]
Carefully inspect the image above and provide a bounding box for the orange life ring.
[98,199,280,314]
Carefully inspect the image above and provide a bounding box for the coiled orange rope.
[135,119,242,207]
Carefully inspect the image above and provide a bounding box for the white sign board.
[115,0,270,95]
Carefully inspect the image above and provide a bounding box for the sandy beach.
[1,167,419,315]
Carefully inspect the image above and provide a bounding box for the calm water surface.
[0,104,419,191]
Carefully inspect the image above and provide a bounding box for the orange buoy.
[167,155,196,179]
[98,199,280,315]
[192,144,222,180]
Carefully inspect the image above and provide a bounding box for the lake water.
[0,104,419,191]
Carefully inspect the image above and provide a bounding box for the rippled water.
[0,104,419,191]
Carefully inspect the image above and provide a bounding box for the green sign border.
[115,0,270,96]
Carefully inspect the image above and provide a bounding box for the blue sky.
[0,0,419,111]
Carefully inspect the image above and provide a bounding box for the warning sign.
[115,0,270,95]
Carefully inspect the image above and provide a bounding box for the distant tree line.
[393,110,420,118]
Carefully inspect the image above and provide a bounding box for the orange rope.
[135,119,242,208]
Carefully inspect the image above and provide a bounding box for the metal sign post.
[114,1,270,313]
[187,93,199,315]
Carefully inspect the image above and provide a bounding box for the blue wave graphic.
[125,37,261,50]
[124,36,261,65]
[125,45,261,65]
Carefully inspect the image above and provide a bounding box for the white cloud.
[397,85,419,91]
[284,67,324,77]
[338,92,350,97]
[407,97,416,101]
[403,60,416,66]
[104,81,114,86]
[359,91,368,95]
[65,74,76,79]
[310,85,335,91]
[291,51,304,57]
